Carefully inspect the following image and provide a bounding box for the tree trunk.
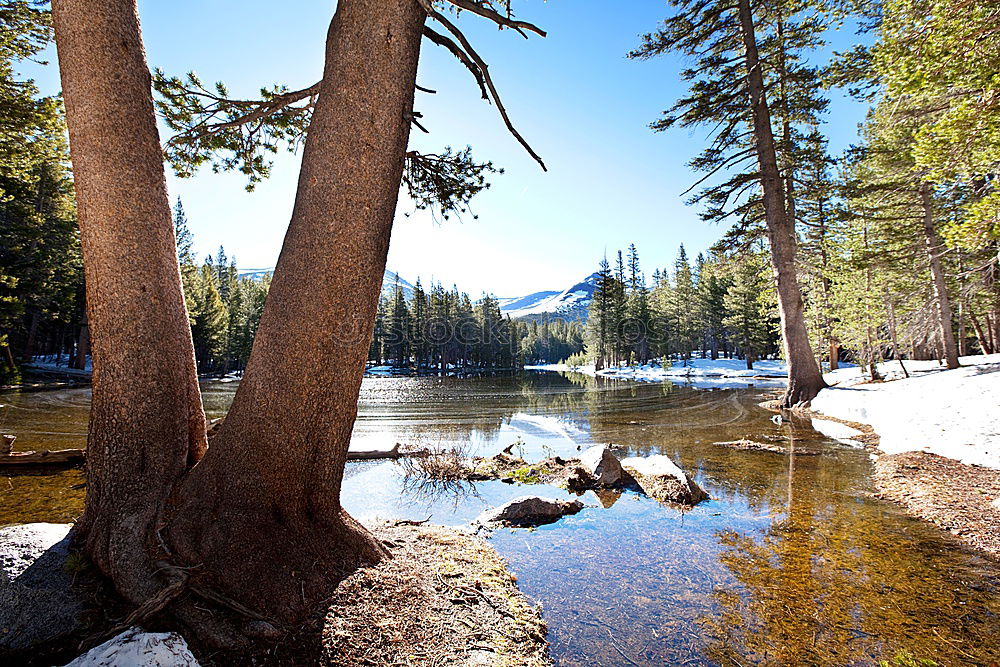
[919,182,960,369]
[55,0,427,646]
[51,0,208,606]
[736,0,826,406]
[73,311,89,370]
[22,310,39,362]
[970,311,992,354]
[167,0,425,629]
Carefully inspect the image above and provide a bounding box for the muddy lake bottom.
[2,371,999,665]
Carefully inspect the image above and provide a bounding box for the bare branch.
[422,25,489,100]
[427,8,547,171]
[444,0,547,38]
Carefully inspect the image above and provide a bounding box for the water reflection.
[1,371,998,665]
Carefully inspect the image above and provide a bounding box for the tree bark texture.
[919,182,960,369]
[51,0,208,604]
[167,0,427,625]
[736,0,826,406]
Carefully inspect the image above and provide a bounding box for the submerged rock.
[475,495,584,527]
[621,455,708,506]
[0,523,84,655]
[579,444,625,486]
[63,627,199,666]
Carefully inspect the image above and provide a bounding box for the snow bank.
[527,358,791,387]
[812,354,1000,469]
[25,355,91,374]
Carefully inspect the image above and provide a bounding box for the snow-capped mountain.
[499,272,600,320]
[238,266,414,300]
[236,267,275,281]
[381,270,414,300]
[496,291,559,312]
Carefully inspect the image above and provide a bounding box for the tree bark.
[55,0,428,645]
[52,0,208,605]
[73,311,89,370]
[166,0,426,628]
[736,0,826,407]
[918,182,960,369]
[970,311,992,354]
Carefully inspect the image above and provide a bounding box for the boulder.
[63,627,199,666]
[475,496,584,527]
[579,444,624,486]
[0,523,85,655]
[621,455,708,506]
[564,466,597,493]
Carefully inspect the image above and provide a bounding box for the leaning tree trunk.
[736,0,826,407]
[54,0,427,645]
[166,0,426,628]
[51,0,208,604]
[919,182,960,369]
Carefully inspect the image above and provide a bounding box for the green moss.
[509,466,541,485]
[878,652,937,666]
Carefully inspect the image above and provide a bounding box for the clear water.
[2,371,998,665]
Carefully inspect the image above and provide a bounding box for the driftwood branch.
[0,436,85,467]
[347,443,430,461]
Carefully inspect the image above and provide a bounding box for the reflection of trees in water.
[399,475,483,510]
[698,440,1000,666]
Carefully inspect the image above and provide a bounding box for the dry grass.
[401,442,473,483]
[320,524,551,666]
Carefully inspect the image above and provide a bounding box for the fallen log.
[0,448,86,467]
[346,442,429,461]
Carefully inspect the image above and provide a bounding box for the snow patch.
[809,418,864,445]
[63,627,199,666]
[813,354,1000,469]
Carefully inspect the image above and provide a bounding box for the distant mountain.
[499,272,600,321]
[237,267,274,281]
[381,270,414,300]
[238,266,415,300]
[238,266,597,320]
[497,291,559,312]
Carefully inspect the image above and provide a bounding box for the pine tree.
[387,278,410,367]
[585,256,613,369]
[724,254,775,369]
[630,0,830,404]
[670,245,698,361]
[189,263,227,370]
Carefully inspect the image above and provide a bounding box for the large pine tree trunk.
[54,0,427,645]
[736,0,826,407]
[51,0,208,604]
[919,182,960,369]
[166,0,425,627]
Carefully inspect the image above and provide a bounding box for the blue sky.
[23,1,871,297]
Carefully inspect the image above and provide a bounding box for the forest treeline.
[3,0,1000,385]
[580,244,780,369]
[173,201,269,373]
[369,279,583,370]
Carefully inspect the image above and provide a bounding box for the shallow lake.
[2,371,999,665]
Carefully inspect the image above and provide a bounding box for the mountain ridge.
[237,266,596,320]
